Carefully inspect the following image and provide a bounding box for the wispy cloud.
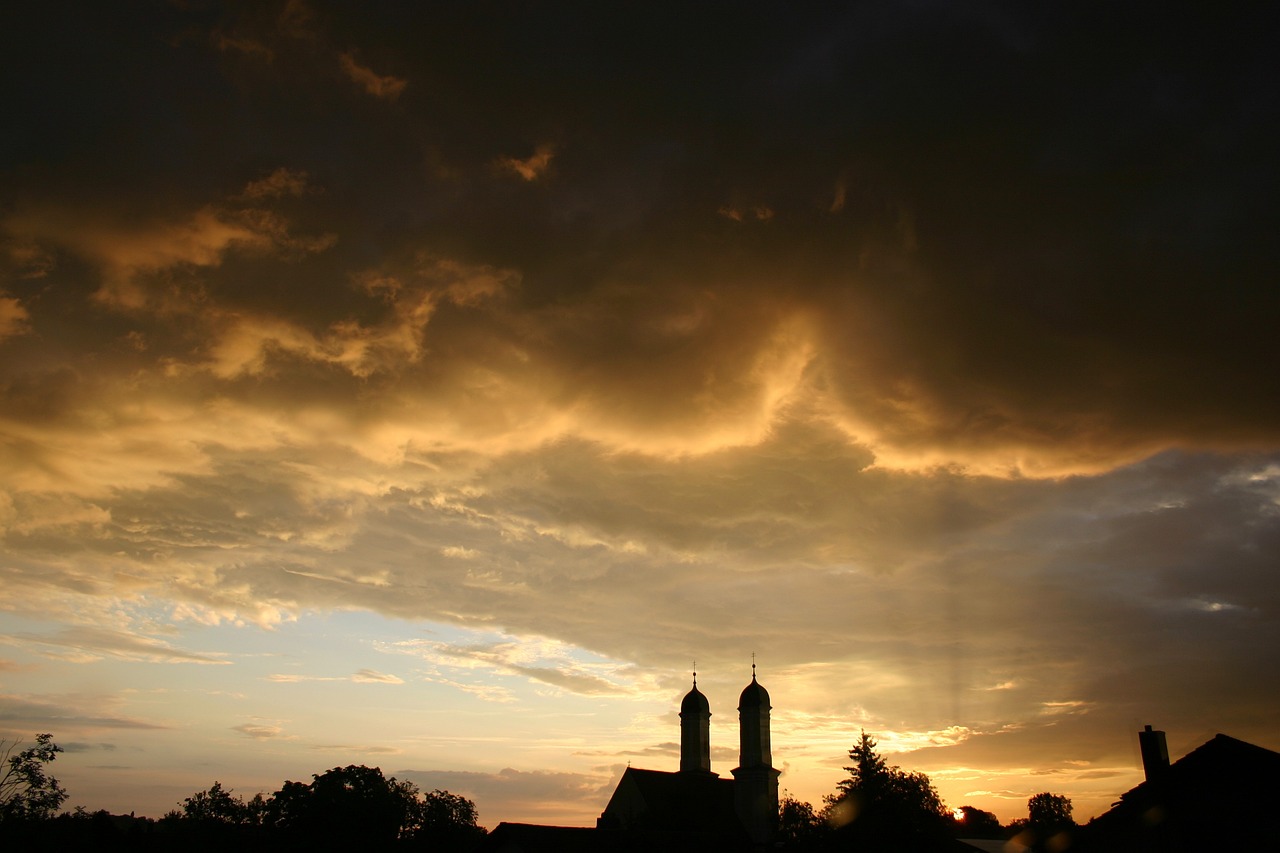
[496,144,555,181]
[231,722,287,740]
[212,32,274,61]
[0,294,30,340]
[717,203,774,222]
[396,767,616,826]
[339,52,407,100]
[352,668,404,684]
[5,186,334,312]
[239,168,312,201]
[381,633,649,698]
[312,743,402,754]
[0,694,169,730]
[3,627,229,666]
[267,669,403,684]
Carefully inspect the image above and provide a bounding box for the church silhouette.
[482,667,781,852]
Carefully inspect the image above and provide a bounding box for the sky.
[2,0,1278,829]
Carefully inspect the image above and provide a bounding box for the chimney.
[1138,725,1169,780]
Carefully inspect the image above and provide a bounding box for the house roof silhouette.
[1081,733,1280,852]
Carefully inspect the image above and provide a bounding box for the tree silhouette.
[777,794,827,849]
[179,780,256,824]
[409,788,486,848]
[263,765,414,845]
[824,731,951,851]
[170,764,484,850]
[1007,792,1076,852]
[1027,792,1073,833]
[0,733,68,822]
[953,805,1002,838]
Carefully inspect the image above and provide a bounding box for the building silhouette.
[1077,726,1280,852]
[483,667,781,852]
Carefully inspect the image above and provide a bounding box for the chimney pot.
[1138,725,1170,781]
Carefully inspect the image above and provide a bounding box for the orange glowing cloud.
[0,294,29,340]
[339,52,407,100]
[240,167,312,200]
[496,144,556,181]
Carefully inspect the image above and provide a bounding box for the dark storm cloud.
[5,2,1277,468]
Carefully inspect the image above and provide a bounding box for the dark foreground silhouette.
[7,727,1279,852]
[1,759,484,852]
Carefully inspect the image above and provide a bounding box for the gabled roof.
[599,767,745,839]
[1082,734,1280,852]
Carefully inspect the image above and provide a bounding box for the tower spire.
[733,660,779,844]
[680,664,713,775]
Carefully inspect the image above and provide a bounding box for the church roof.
[600,767,745,839]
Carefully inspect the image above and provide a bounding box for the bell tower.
[731,662,780,844]
[679,671,713,774]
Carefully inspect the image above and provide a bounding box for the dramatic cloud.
[1,0,1277,828]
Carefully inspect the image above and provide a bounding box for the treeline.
[776,731,1077,852]
[5,731,1084,852]
[1,734,484,852]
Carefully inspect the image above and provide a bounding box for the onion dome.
[739,671,771,710]
[681,678,710,716]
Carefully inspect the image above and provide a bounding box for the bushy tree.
[410,788,486,848]
[180,780,256,824]
[172,766,483,849]
[824,731,951,851]
[0,733,68,821]
[953,805,1003,838]
[263,765,483,848]
[264,765,412,844]
[1004,793,1076,852]
[1027,792,1073,833]
[778,794,827,850]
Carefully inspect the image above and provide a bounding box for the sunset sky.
[2,0,1278,829]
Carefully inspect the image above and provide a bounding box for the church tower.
[679,672,713,774]
[731,663,780,844]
